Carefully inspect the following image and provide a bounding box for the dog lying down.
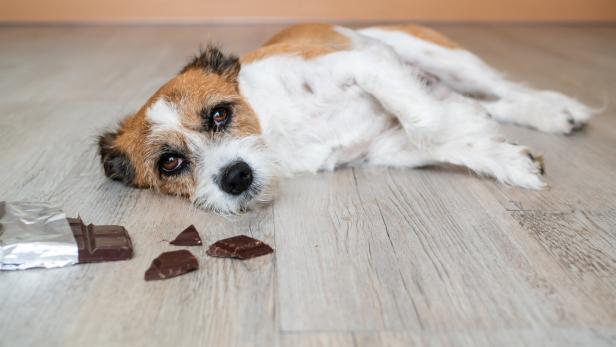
[98,23,594,214]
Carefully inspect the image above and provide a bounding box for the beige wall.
[1,0,615,23]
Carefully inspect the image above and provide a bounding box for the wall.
[1,0,615,23]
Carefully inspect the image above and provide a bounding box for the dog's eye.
[211,107,229,124]
[158,153,186,175]
[209,105,232,130]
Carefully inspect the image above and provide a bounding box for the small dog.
[98,23,593,214]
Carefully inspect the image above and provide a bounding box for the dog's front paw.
[498,144,547,190]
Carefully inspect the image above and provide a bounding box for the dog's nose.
[219,161,253,195]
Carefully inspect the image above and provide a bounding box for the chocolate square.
[207,235,273,259]
[145,250,199,281]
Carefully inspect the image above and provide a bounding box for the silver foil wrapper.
[0,201,78,270]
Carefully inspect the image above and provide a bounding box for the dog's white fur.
[146,98,183,131]
[112,25,594,214]
[233,25,593,203]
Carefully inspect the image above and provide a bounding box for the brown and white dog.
[98,23,593,214]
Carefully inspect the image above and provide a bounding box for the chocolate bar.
[68,217,133,263]
[145,250,198,281]
[207,235,273,259]
[170,225,202,246]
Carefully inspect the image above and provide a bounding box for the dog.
[98,23,593,214]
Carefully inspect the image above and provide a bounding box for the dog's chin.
[191,180,277,215]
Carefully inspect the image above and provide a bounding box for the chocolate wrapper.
[0,201,78,270]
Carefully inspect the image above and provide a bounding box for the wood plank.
[275,165,615,332]
[510,209,616,279]
[280,329,616,347]
[359,168,615,327]
[274,169,424,331]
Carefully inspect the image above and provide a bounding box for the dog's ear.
[98,129,136,185]
[181,45,241,81]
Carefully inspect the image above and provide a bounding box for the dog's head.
[98,46,277,214]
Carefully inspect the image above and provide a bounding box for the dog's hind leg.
[322,45,546,188]
[356,25,594,134]
[364,121,547,190]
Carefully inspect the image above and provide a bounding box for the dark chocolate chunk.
[170,225,202,246]
[145,250,198,281]
[68,217,133,263]
[207,235,273,259]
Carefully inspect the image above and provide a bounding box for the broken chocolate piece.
[145,250,198,281]
[68,217,133,263]
[170,225,202,246]
[207,235,273,259]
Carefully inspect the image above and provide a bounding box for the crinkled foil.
[0,201,78,270]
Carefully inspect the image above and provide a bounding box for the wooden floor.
[1,24,615,347]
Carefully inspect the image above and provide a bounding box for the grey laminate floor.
[0,24,615,347]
